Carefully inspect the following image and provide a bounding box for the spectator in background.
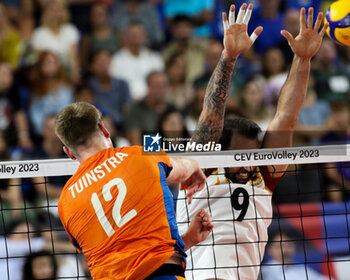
[22,250,58,280]
[0,63,33,149]
[163,15,208,82]
[277,9,300,66]
[0,3,21,69]
[157,107,190,145]
[102,115,130,148]
[164,0,214,37]
[165,51,194,110]
[0,219,75,280]
[110,21,163,100]
[17,11,37,68]
[157,107,190,198]
[320,101,350,200]
[0,220,46,280]
[248,0,284,55]
[312,37,350,102]
[194,39,245,97]
[298,76,331,131]
[81,2,118,71]
[25,115,70,219]
[260,231,328,280]
[126,71,175,145]
[185,84,206,133]
[28,52,73,139]
[111,0,164,49]
[31,0,80,83]
[286,0,323,13]
[0,129,22,222]
[237,78,274,134]
[89,49,132,129]
[74,83,96,105]
[260,47,288,106]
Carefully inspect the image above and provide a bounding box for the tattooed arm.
[191,4,263,144]
[191,55,236,144]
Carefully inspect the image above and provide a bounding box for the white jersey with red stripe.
[177,167,277,280]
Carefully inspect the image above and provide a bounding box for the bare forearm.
[191,54,236,144]
[181,233,192,251]
[275,56,311,129]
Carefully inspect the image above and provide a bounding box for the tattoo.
[191,55,236,145]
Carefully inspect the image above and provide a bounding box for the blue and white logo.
[143,133,162,152]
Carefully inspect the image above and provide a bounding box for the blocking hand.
[222,3,263,59]
[281,7,328,60]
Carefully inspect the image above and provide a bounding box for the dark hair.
[330,100,350,112]
[219,117,261,150]
[22,250,58,280]
[30,51,66,96]
[75,82,94,95]
[146,70,166,85]
[171,15,193,26]
[165,50,185,71]
[157,108,190,139]
[88,48,112,66]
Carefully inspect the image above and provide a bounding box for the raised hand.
[222,3,263,59]
[281,7,328,60]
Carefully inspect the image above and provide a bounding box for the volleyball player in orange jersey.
[54,102,213,280]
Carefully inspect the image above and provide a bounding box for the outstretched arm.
[263,8,328,175]
[191,4,263,145]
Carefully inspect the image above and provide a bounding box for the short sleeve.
[63,24,80,45]
[31,28,46,50]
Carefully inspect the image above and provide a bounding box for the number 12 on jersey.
[91,178,137,237]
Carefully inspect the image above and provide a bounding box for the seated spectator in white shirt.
[110,21,164,101]
[259,231,329,280]
[31,0,80,83]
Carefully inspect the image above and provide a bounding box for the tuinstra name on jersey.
[68,152,128,198]
[162,141,221,152]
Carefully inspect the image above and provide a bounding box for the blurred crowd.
[0,0,350,279]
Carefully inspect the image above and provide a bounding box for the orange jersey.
[58,146,186,280]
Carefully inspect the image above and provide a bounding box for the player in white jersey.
[177,4,328,280]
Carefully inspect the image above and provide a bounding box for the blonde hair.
[55,102,102,151]
[41,0,70,28]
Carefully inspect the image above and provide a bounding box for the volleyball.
[324,0,350,46]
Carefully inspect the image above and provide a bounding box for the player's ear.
[99,121,111,138]
[63,146,76,160]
